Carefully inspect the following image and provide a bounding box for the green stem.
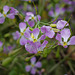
[48,49,75,74]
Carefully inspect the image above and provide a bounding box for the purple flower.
[3,45,16,54]
[0,5,18,24]
[24,12,41,27]
[0,41,3,47]
[48,5,65,18]
[41,26,55,38]
[56,28,75,48]
[25,57,42,75]
[56,20,69,29]
[12,31,20,40]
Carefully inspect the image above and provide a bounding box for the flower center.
[38,51,42,53]
[32,16,35,20]
[21,32,24,36]
[3,12,6,17]
[31,33,37,43]
[28,0,31,3]
[63,42,67,46]
[31,64,35,67]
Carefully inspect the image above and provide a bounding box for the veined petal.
[25,43,37,54]
[68,36,75,45]
[45,29,55,38]
[0,13,3,17]
[20,37,27,45]
[28,20,35,27]
[3,5,9,14]
[35,62,42,68]
[31,67,36,74]
[41,40,48,49]
[26,12,34,16]
[56,20,69,29]
[56,33,62,42]
[39,35,46,40]
[0,17,5,24]
[61,28,71,42]
[12,31,20,40]
[25,65,31,72]
[31,57,36,64]
[19,22,26,32]
[24,31,31,38]
[33,28,39,39]
[7,14,15,19]
[24,16,31,22]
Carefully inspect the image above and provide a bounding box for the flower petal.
[25,65,31,72]
[33,28,39,39]
[7,14,15,19]
[0,17,5,24]
[28,20,35,27]
[68,36,75,45]
[30,57,36,64]
[31,67,36,74]
[61,28,71,42]
[0,41,3,47]
[3,5,9,14]
[56,20,69,29]
[19,22,26,32]
[20,37,27,45]
[35,61,42,68]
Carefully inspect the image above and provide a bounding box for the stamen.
[63,42,67,46]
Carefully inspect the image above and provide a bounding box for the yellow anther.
[33,39,37,43]
[50,24,56,27]
[38,51,42,53]
[21,32,24,36]
[29,0,31,3]
[63,42,67,46]
[32,17,35,20]
[3,12,6,17]
[31,33,35,39]
[31,64,35,67]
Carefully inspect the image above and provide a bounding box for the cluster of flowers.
[12,12,75,54]
[0,5,18,24]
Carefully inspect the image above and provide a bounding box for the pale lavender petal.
[35,61,42,68]
[35,15,41,22]
[33,28,39,39]
[20,37,27,45]
[24,31,30,38]
[61,28,71,42]
[31,67,36,74]
[3,5,9,14]
[31,57,36,64]
[39,35,46,40]
[68,36,75,45]
[41,26,51,33]
[45,29,55,38]
[24,16,31,22]
[56,33,62,42]
[7,14,15,19]
[0,41,3,47]
[19,22,26,32]
[0,17,5,24]
[0,13,3,17]
[56,20,69,29]
[12,31,20,40]
[28,20,35,27]
[41,40,48,49]
[26,12,34,16]
[48,10,54,17]
[25,43,37,54]
[25,65,31,72]
[10,7,18,15]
